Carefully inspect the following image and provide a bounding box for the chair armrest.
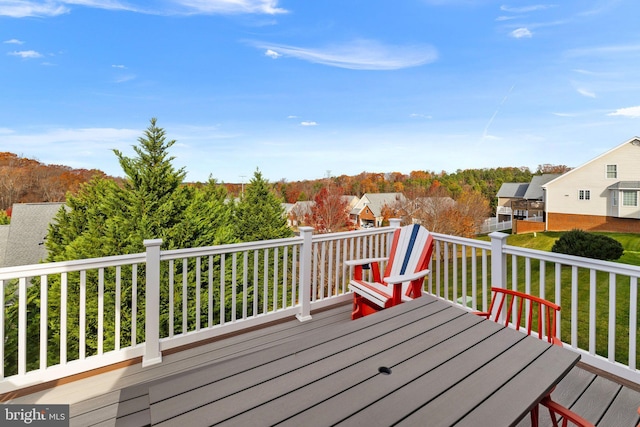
[345,257,388,267]
[384,269,430,284]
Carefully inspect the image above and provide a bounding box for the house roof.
[607,181,640,190]
[496,183,529,199]
[1,203,65,268]
[543,136,640,188]
[523,174,561,200]
[354,193,405,217]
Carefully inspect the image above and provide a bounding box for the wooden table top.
[147,294,580,427]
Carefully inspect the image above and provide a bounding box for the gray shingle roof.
[523,174,560,200]
[1,203,65,267]
[496,183,529,198]
[607,181,640,190]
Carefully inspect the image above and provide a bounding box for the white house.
[543,137,640,232]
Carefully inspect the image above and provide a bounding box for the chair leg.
[351,295,363,320]
[530,403,539,427]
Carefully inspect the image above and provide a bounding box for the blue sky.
[2,1,640,183]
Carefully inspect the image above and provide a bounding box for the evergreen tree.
[234,169,293,242]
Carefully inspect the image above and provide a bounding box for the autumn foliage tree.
[306,184,353,233]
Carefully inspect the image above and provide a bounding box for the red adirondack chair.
[476,287,562,346]
[477,288,595,427]
[347,224,434,320]
[532,396,595,427]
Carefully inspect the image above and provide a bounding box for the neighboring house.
[496,183,529,222]
[543,137,640,233]
[288,196,360,228]
[288,201,315,227]
[350,193,405,228]
[0,203,64,267]
[496,175,560,222]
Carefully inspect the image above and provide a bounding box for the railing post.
[297,227,314,322]
[489,232,509,290]
[489,232,509,321]
[143,239,163,366]
[389,218,402,229]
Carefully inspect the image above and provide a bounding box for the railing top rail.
[0,252,147,280]
[311,226,395,243]
[159,235,304,261]
[503,243,640,277]
[431,232,492,250]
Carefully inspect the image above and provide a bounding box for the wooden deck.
[5,300,640,427]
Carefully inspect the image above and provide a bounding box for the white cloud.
[552,112,577,117]
[264,49,281,59]
[300,121,317,126]
[8,50,43,58]
[287,115,298,119]
[114,74,136,83]
[112,64,127,68]
[576,88,596,98]
[510,28,532,38]
[0,1,69,17]
[0,0,286,17]
[500,5,557,13]
[252,39,437,70]
[3,38,24,44]
[171,0,287,15]
[608,106,640,118]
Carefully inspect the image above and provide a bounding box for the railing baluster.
[589,269,597,355]
[242,251,248,318]
[169,259,174,337]
[630,276,638,370]
[208,256,214,327]
[273,248,279,311]
[196,257,201,330]
[253,250,259,316]
[18,277,27,376]
[608,272,617,362]
[40,275,48,368]
[220,254,226,325]
[182,258,188,333]
[61,272,67,364]
[78,270,87,360]
[115,266,121,351]
[231,252,237,322]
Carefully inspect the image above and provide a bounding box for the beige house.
[543,137,640,232]
[350,193,405,228]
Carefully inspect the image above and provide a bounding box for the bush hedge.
[551,229,624,261]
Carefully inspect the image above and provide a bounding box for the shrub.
[551,229,624,261]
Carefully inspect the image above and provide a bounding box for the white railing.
[480,217,512,234]
[428,231,640,384]
[0,223,398,393]
[1,224,639,394]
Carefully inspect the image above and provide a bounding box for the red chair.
[347,224,434,320]
[476,287,562,346]
[531,396,595,427]
[477,288,591,427]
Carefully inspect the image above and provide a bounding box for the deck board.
[4,299,640,427]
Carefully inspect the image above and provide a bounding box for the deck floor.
[6,301,640,427]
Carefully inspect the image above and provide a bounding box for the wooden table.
[147,294,580,426]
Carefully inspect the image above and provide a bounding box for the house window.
[623,190,638,207]
[612,191,618,207]
[606,164,617,178]
[578,189,590,200]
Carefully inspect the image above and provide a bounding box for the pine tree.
[234,169,293,242]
